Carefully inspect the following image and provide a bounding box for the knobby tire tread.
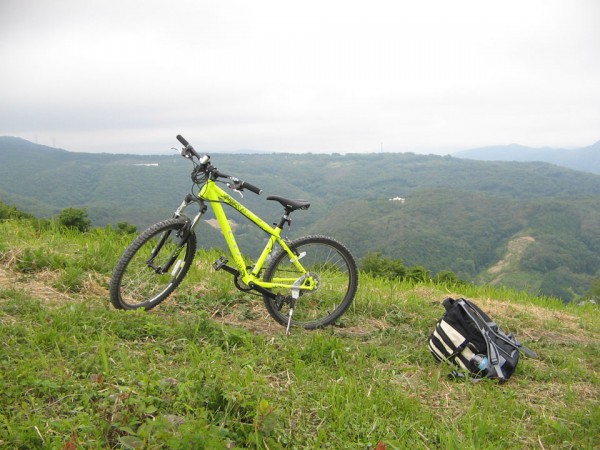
[109,218,196,310]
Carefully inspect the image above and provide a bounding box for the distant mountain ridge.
[453,140,600,174]
[2,136,600,303]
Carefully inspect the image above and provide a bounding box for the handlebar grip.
[214,169,261,195]
[176,134,190,147]
[177,134,201,159]
[242,181,262,195]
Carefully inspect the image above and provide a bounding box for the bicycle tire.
[109,218,197,310]
[262,235,358,329]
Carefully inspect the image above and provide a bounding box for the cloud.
[1,0,599,154]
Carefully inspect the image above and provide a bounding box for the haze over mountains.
[453,140,600,174]
[1,136,600,303]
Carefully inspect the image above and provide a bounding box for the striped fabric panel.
[429,320,478,371]
[429,337,446,362]
[439,320,466,348]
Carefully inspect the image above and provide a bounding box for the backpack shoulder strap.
[518,344,538,359]
[456,299,506,380]
[461,299,539,359]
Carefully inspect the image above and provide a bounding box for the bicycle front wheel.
[262,235,358,329]
[109,218,197,310]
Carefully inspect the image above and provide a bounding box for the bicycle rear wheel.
[262,235,358,329]
[110,218,196,310]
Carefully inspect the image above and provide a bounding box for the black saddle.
[267,195,310,212]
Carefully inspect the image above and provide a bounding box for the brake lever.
[228,182,244,198]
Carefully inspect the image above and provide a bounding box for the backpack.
[428,297,537,381]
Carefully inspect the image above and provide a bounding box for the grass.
[0,219,599,449]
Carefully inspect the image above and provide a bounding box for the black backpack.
[429,297,537,381]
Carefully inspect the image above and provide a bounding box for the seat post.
[276,208,293,229]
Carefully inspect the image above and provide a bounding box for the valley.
[2,136,600,303]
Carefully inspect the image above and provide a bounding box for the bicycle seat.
[267,196,310,212]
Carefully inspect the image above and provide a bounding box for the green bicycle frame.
[181,178,315,294]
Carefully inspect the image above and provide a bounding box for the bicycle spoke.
[262,236,358,329]
[110,219,196,310]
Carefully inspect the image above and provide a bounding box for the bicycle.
[109,135,358,333]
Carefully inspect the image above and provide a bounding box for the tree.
[58,207,92,232]
[360,252,406,280]
[538,267,580,303]
[116,221,137,234]
[406,266,430,283]
[584,277,600,302]
[0,201,33,220]
[435,270,462,285]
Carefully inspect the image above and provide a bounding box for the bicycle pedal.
[213,256,229,271]
[213,256,240,276]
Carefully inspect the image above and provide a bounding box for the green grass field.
[0,220,598,449]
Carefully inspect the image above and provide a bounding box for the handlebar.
[212,168,263,195]
[177,134,262,195]
[228,178,263,195]
[176,134,201,159]
[176,134,190,147]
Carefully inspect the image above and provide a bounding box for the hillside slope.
[0,217,598,448]
[310,191,600,302]
[4,137,600,219]
[2,137,600,302]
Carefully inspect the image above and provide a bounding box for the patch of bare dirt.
[0,267,10,289]
[0,265,109,307]
[2,258,597,347]
[202,296,391,338]
[486,236,535,283]
[209,300,282,336]
[205,218,239,231]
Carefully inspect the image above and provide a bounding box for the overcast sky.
[1,0,599,155]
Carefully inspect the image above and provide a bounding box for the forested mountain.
[454,140,600,174]
[2,136,600,302]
